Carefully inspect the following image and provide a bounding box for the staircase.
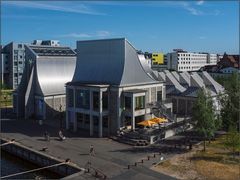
[111,130,150,146]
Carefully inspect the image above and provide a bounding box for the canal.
[1,150,62,179]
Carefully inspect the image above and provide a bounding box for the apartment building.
[167,49,220,72]
[1,42,27,89]
[66,38,171,137]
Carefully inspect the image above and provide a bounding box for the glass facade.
[135,96,145,110]
[103,116,108,128]
[157,90,162,102]
[93,91,99,111]
[124,96,131,110]
[75,89,90,109]
[102,91,108,110]
[67,89,74,107]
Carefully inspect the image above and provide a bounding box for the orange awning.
[150,117,168,124]
[137,120,156,126]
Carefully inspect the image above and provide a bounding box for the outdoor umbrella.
[150,117,168,124]
[137,120,156,127]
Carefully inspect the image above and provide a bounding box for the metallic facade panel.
[36,56,76,96]
[72,38,157,86]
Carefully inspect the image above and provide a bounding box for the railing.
[148,101,176,122]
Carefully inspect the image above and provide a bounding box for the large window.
[124,96,131,110]
[102,91,108,110]
[93,91,99,111]
[93,116,99,126]
[67,89,74,107]
[84,114,90,125]
[77,113,84,124]
[157,90,162,102]
[103,116,108,128]
[135,96,145,110]
[76,89,90,109]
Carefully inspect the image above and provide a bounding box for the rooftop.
[29,46,76,57]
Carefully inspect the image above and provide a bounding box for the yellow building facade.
[152,53,164,65]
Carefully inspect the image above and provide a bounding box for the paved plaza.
[1,119,176,180]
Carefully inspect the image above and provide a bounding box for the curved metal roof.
[72,38,157,86]
[36,56,76,95]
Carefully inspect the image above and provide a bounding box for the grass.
[195,160,239,180]
[153,135,240,180]
[0,89,13,108]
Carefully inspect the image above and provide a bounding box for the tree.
[192,89,217,151]
[224,125,240,158]
[220,72,240,131]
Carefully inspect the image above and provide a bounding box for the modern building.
[1,42,28,89]
[152,54,168,72]
[157,70,224,117]
[167,49,220,72]
[152,53,164,65]
[13,45,76,121]
[66,38,171,137]
[33,40,60,47]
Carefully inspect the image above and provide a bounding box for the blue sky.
[1,1,239,54]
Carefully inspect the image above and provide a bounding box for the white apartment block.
[167,50,219,72]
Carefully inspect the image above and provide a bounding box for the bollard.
[134,162,137,166]
[153,154,156,158]
[42,147,48,152]
[65,158,71,163]
[147,156,150,160]
[127,165,130,169]
[141,159,144,163]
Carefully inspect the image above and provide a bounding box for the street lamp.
[59,104,63,129]
[3,95,7,116]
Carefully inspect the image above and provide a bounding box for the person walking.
[58,130,66,141]
[89,145,95,156]
[44,131,50,141]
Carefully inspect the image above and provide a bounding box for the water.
[1,151,62,179]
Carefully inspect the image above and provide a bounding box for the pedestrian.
[44,131,50,141]
[89,145,95,156]
[59,130,66,141]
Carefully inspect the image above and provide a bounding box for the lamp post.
[3,95,7,116]
[59,104,62,129]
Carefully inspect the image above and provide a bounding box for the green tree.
[224,126,240,158]
[220,72,240,131]
[192,89,217,151]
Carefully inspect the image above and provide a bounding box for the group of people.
[44,130,66,141]
[43,130,96,156]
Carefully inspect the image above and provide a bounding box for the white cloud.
[96,31,111,37]
[3,1,105,15]
[60,33,92,38]
[59,31,111,39]
[196,1,204,6]
[181,2,203,16]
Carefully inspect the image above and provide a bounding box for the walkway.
[1,119,175,179]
